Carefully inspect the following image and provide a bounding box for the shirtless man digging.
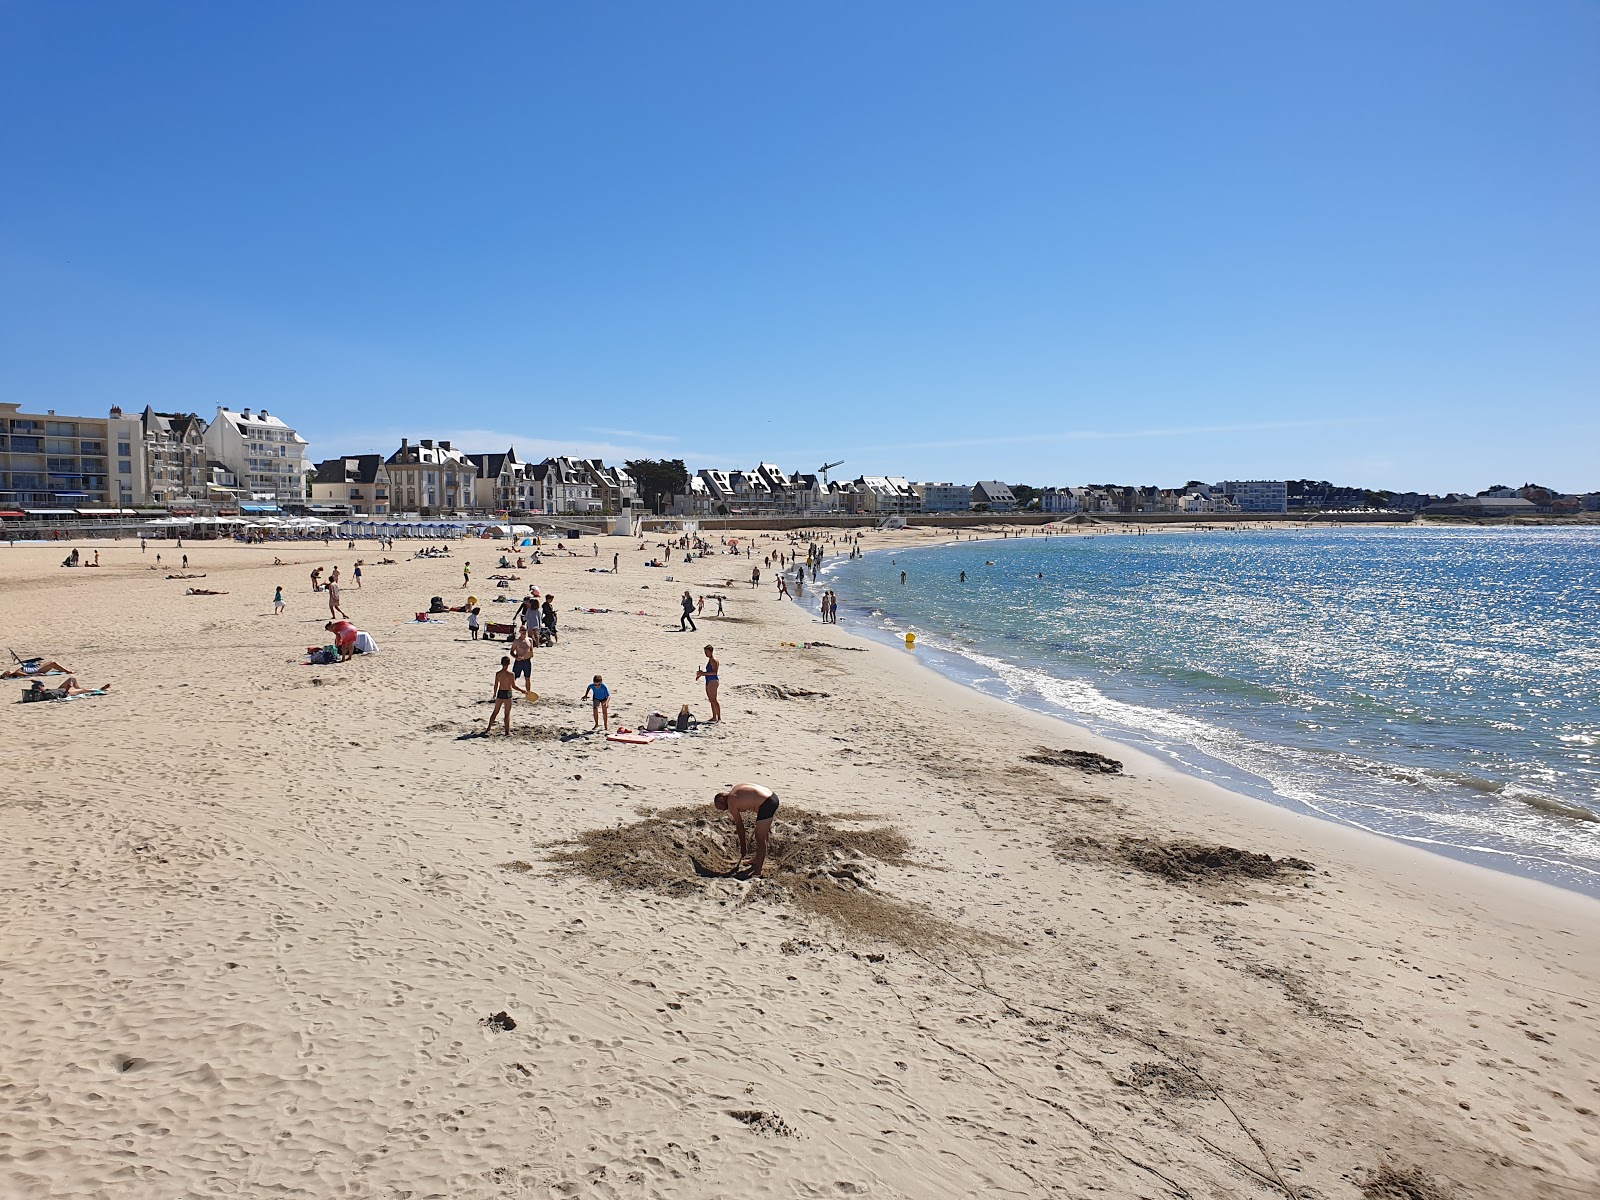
[713,783,780,878]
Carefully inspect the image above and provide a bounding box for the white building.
[1217,480,1288,514]
[204,407,311,506]
[532,456,602,515]
[385,438,477,514]
[916,482,972,512]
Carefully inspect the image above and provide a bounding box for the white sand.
[1,532,1595,1199]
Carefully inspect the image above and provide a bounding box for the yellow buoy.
[905,632,916,648]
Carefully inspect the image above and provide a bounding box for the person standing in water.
[696,645,722,722]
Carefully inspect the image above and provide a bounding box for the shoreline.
[3,533,1596,1198]
[807,527,1600,899]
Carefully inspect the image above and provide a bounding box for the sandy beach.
[2,530,1596,1200]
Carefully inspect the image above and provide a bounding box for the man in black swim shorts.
[713,783,779,878]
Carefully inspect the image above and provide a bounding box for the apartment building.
[1217,480,1289,514]
[0,402,115,512]
[311,455,391,515]
[204,407,311,505]
[916,482,972,512]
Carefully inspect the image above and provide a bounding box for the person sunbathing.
[3,660,73,678]
[23,678,110,701]
[186,588,228,595]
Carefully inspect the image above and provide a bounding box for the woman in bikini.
[695,645,722,723]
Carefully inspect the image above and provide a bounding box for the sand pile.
[548,806,961,946]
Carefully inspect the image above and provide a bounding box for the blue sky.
[3,2,1596,493]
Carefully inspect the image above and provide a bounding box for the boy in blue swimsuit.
[584,675,611,730]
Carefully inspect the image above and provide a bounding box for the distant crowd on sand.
[17,527,894,880]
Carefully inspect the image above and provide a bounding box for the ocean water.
[816,526,1600,896]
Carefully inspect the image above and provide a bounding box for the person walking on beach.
[584,674,611,729]
[463,561,471,589]
[681,590,698,632]
[140,537,146,554]
[750,565,760,589]
[327,576,348,620]
[353,562,363,589]
[696,645,722,723]
[613,552,619,573]
[485,656,516,736]
[713,783,780,878]
[715,595,724,617]
[182,553,189,570]
[541,594,558,644]
[273,586,285,615]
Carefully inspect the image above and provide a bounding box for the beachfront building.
[1038,487,1081,513]
[204,407,312,509]
[917,482,973,512]
[467,449,539,515]
[311,455,391,516]
[583,460,639,514]
[1217,479,1289,514]
[847,476,921,515]
[531,456,602,515]
[105,406,212,512]
[0,402,116,513]
[790,472,846,514]
[1421,493,1541,517]
[385,438,477,515]
[972,481,1017,511]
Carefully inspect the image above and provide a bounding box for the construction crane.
[817,460,844,486]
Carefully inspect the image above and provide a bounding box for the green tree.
[625,458,690,514]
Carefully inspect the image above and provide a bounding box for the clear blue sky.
[4,2,1596,493]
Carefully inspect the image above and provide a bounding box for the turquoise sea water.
[818,527,1600,895]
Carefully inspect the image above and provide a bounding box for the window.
[81,441,105,455]
[118,442,131,457]
[119,462,132,475]
[10,419,42,432]
[45,438,76,454]
[45,421,77,436]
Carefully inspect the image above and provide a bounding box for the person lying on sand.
[186,588,228,595]
[23,678,110,701]
[3,660,73,678]
[713,783,780,878]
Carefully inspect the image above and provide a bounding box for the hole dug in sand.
[1024,747,1123,774]
[732,683,831,701]
[549,806,970,948]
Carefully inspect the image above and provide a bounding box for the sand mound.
[547,806,963,947]
[1024,747,1123,773]
[1061,835,1314,884]
[1359,1163,1458,1200]
[733,684,831,701]
[1121,839,1314,882]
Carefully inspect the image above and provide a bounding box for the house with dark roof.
[311,454,391,515]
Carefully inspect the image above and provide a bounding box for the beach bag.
[645,712,669,732]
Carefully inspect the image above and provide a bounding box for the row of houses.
[310,441,639,517]
[0,401,310,515]
[664,472,1293,517]
[666,468,1024,517]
